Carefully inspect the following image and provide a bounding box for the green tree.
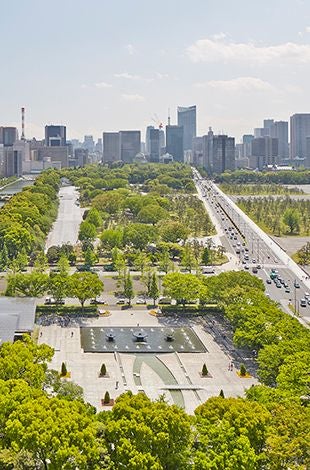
[101,228,123,249]
[137,204,168,225]
[181,243,196,273]
[104,392,192,469]
[85,207,103,228]
[283,208,300,234]
[201,246,210,265]
[158,248,170,274]
[149,273,159,305]
[103,391,110,404]
[240,364,247,376]
[100,363,107,377]
[123,272,134,306]
[60,362,67,377]
[33,251,48,273]
[48,273,70,304]
[159,221,189,243]
[78,221,97,243]
[162,272,202,307]
[84,247,97,267]
[57,253,70,276]
[0,243,9,271]
[69,272,103,311]
[4,394,105,469]
[202,364,208,376]
[0,336,53,388]
[5,272,49,297]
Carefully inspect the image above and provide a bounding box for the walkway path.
[45,185,83,250]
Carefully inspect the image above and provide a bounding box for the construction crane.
[151,113,164,129]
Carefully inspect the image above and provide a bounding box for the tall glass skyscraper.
[177,105,196,151]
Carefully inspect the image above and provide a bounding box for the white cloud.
[121,93,145,102]
[195,77,274,92]
[125,44,136,55]
[306,26,310,33]
[187,37,310,64]
[155,72,169,80]
[95,81,112,88]
[114,72,142,80]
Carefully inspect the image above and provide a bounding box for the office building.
[166,125,184,162]
[38,146,69,168]
[0,127,18,147]
[83,135,95,152]
[192,136,203,166]
[45,125,66,147]
[290,114,310,163]
[202,129,235,174]
[273,121,289,159]
[74,148,89,167]
[145,126,154,155]
[177,105,196,151]
[119,131,141,163]
[149,128,160,162]
[102,132,120,163]
[250,136,278,169]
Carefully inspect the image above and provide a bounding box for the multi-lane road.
[193,169,310,327]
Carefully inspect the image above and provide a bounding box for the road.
[193,169,310,327]
[45,185,84,250]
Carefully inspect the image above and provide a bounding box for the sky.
[1,0,310,142]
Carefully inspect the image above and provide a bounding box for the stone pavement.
[39,308,258,414]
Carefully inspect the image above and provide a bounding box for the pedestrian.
[115,380,119,389]
[230,362,233,371]
[71,331,74,337]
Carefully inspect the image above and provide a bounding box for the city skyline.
[1,0,310,140]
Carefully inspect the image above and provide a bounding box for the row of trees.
[0,170,60,269]
[220,182,303,195]
[237,196,310,235]
[215,168,310,185]
[0,335,308,469]
[6,271,103,309]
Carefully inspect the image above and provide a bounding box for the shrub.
[61,362,67,377]
[240,364,247,377]
[100,363,107,377]
[103,391,110,404]
[202,364,208,376]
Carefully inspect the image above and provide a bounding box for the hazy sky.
[1,0,310,142]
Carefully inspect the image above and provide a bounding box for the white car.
[304,292,309,298]
[136,298,147,304]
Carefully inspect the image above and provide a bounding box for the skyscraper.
[166,125,184,162]
[273,121,289,159]
[45,125,66,146]
[177,105,196,151]
[0,127,18,147]
[290,114,310,162]
[145,125,154,155]
[250,136,278,170]
[119,131,141,163]
[202,129,235,174]
[149,128,160,162]
[102,132,120,163]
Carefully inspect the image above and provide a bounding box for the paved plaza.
[38,309,258,414]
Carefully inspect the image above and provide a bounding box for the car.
[304,292,310,298]
[276,283,282,288]
[90,298,106,304]
[244,247,249,252]
[252,267,258,273]
[244,265,249,270]
[300,298,307,307]
[158,297,172,304]
[280,279,285,285]
[294,281,300,288]
[136,298,147,304]
[252,259,256,263]
[116,298,126,305]
[234,236,237,240]
[44,297,65,305]
[283,282,288,288]
[308,299,310,306]
[256,264,261,269]
[285,288,290,293]
[266,279,272,284]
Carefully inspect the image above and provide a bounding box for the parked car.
[90,298,106,305]
[158,297,172,304]
[136,298,147,304]
[294,281,300,288]
[44,297,65,305]
[116,298,126,305]
[266,279,272,284]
